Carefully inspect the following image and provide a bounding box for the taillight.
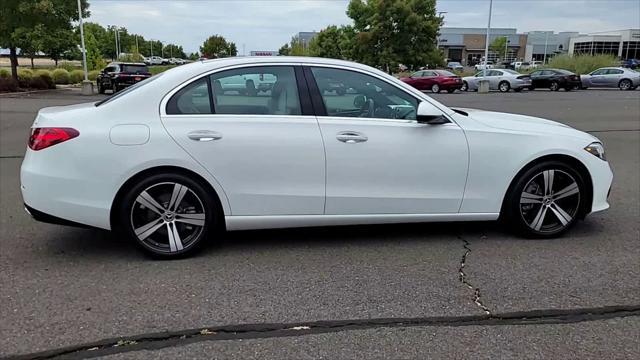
[28,127,79,151]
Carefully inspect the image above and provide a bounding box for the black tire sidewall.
[117,172,217,258]
[499,81,510,92]
[504,161,585,238]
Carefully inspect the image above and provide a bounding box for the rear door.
[604,68,624,87]
[304,66,468,215]
[161,65,326,215]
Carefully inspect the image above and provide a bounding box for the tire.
[447,89,455,93]
[503,161,585,238]
[461,81,468,92]
[431,83,440,93]
[514,88,522,92]
[549,81,560,91]
[112,83,118,94]
[618,79,632,91]
[97,82,105,94]
[117,172,218,258]
[529,86,536,91]
[498,81,510,92]
[564,87,572,91]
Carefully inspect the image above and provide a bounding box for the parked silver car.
[580,67,640,90]
[461,69,532,92]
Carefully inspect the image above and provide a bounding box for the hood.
[454,107,598,142]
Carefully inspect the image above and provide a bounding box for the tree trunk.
[31,57,35,69]
[54,58,59,66]
[9,47,19,82]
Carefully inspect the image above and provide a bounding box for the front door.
[161,65,325,216]
[305,66,469,215]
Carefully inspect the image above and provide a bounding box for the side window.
[310,67,418,120]
[210,66,301,115]
[591,69,605,75]
[607,69,623,75]
[530,71,541,76]
[423,71,437,77]
[166,78,212,115]
[412,71,423,77]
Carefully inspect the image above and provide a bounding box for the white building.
[568,29,640,59]
[524,31,580,61]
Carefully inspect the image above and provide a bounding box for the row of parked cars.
[143,56,188,66]
[400,66,640,93]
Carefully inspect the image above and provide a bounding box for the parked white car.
[474,61,494,70]
[21,57,612,258]
[144,56,167,65]
[461,69,533,92]
[579,67,640,90]
[512,61,531,70]
[169,58,186,65]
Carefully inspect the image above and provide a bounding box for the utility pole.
[114,28,118,60]
[483,0,493,78]
[161,42,164,58]
[117,30,121,58]
[150,40,153,57]
[76,0,92,94]
[543,31,549,64]
[504,36,509,61]
[135,35,139,55]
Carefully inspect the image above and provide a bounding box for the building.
[524,31,579,61]
[297,32,318,47]
[437,27,527,65]
[568,29,640,59]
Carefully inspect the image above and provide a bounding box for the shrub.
[17,68,33,81]
[29,77,50,90]
[51,69,70,84]
[88,70,100,81]
[35,70,56,89]
[69,69,85,84]
[0,68,10,79]
[548,54,618,74]
[0,78,19,92]
[149,65,173,75]
[57,61,78,72]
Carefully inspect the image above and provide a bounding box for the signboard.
[250,51,278,56]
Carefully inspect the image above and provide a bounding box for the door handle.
[187,130,222,142]
[336,131,368,144]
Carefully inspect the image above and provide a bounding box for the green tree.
[85,32,105,71]
[163,44,187,59]
[289,36,308,56]
[188,52,200,61]
[42,28,76,66]
[489,36,508,60]
[200,35,236,58]
[309,25,357,60]
[14,24,45,68]
[0,0,89,81]
[278,43,291,56]
[347,0,442,72]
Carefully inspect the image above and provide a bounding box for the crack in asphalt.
[4,305,639,360]
[458,235,492,315]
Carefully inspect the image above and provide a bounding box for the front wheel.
[504,161,584,238]
[431,83,440,93]
[549,81,560,91]
[117,173,218,258]
[498,81,510,92]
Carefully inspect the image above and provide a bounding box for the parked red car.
[400,69,463,93]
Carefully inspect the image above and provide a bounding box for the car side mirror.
[416,101,449,125]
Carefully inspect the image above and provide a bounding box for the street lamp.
[76,0,92,95]
[483,0,493,78]
[504,36,510,61]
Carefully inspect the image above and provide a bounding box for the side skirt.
[225,213,500,231]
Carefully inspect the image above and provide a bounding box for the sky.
[86,0,640,54]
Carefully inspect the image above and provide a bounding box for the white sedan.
[462,69,532,92]
[21,57,613,258]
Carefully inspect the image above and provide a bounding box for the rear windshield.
[95,72,163,106]
[121,65,149,73]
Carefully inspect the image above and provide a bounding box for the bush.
[0,78,19,92]
[28,77,50,90]
[0,68,10,79]
[69,70,85,84]
[51,69,70,84]
[57,61,78,72]
[88,70,100,81]
[149,65,173,75]
[17,68,33,81]
[34,70,56,89]
[548,54,618,74]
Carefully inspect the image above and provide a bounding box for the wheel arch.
[110,165,226,231]
[500,154,593,219]
[618,78,632,86]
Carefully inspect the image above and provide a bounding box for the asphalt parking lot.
[0,88,638,359]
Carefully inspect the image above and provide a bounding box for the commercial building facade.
[524,31,579,61]
[568,29,640,59]
[437,27,528,65]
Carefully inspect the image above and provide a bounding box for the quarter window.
[166,78,212,115]
[210,66,301,115]
[310,67,418,120]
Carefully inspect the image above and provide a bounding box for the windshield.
[122,64,149,74]
[95,72,163,106]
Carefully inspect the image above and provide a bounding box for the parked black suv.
[97,62,152,94]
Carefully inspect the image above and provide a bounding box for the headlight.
[584,142,606,161]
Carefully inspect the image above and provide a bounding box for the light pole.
[483,0,493,78]
[117,30,122,58]
[437,11,447,60]
[76,0,92,94]
[150,40,153,57]
[504,36,509,61]
[135,35,139,55]
[543,31,549,64]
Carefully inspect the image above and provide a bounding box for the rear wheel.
[504,161,584,238]
[619,79,632,90]
[97,82,105,94]
[117,173,218,258]
[431,83,440,93]
[112,83,118,94]
[499,81,510,92]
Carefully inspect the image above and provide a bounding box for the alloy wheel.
[550,81,559,91]
[619,80,631,90]
[431,84,440,93]
[499,82,510,92]
[519,169,580,234]
[130,182,206,254]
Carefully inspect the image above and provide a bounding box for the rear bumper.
[24,204,97,229]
